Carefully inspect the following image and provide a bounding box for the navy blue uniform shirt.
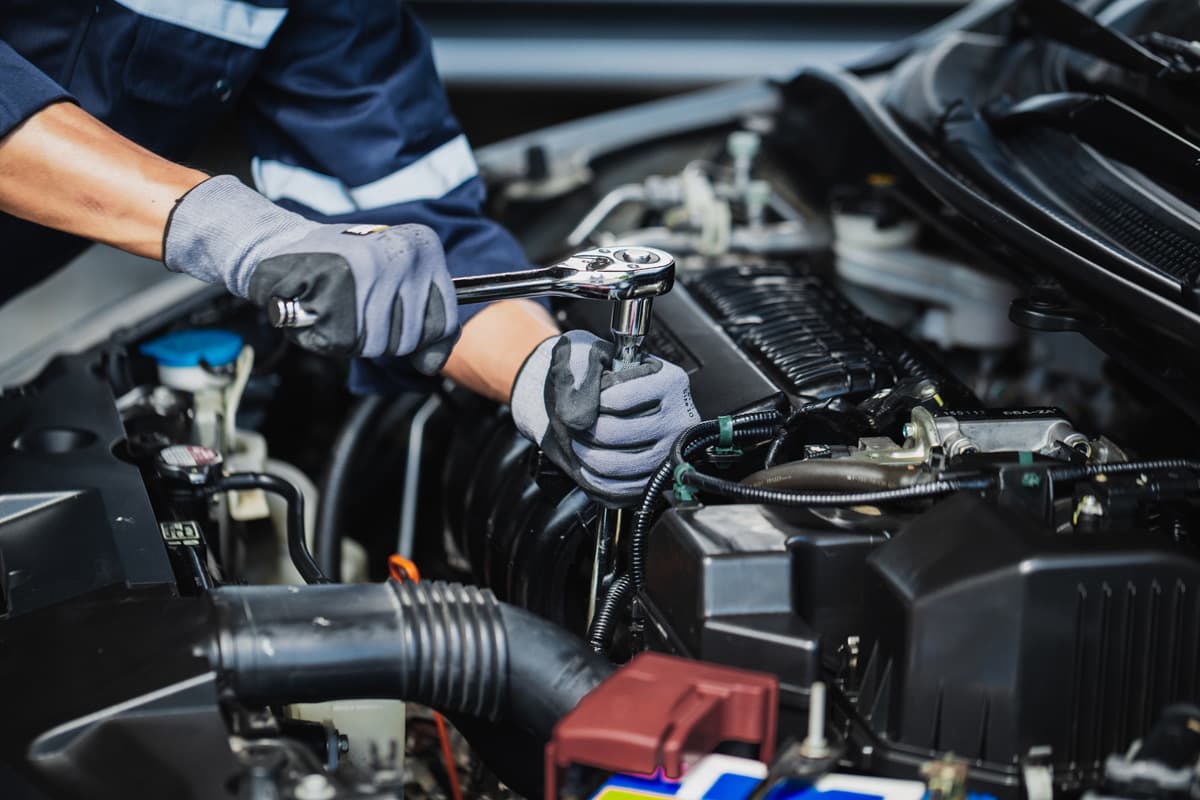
[0,0,534,391]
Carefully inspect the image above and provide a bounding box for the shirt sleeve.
[0,40,74,139]
[240,1,542,391]
[237,0,535,309]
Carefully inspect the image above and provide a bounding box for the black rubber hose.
[587,574,631,654]
[210,580,612,737]
[212,472,330,585]
[315,394,391,581]
[764,400,832,469]
[504,601,615,734]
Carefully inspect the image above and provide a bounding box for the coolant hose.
[213,472,329,585]
[209,580,613,736]
[315,394,391,580]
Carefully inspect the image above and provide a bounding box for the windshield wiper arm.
[1014,0,1198,81]
[987,92,1200,193]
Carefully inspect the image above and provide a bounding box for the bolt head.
[294,774,336,800]
[1078,495,1104,518]
[613,248,660,265]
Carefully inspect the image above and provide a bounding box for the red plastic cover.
[545,652,779,797]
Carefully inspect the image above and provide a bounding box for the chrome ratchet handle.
[267,246,674,330]
[267,270,561,330]
[449,268,564,305]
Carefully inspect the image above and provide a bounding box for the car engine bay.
[5,2,1200,799]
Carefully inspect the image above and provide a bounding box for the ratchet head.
[450,246,676,305]
[551,246,676,301]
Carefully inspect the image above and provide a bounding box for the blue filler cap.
[140,329,244,369]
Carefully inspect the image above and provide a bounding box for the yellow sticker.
[593,789,674,800]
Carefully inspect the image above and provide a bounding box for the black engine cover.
[858,494,1200,788]
[637,491,1200,797]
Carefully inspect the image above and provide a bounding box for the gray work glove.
[511,330,699,506]
[164,175,459,373]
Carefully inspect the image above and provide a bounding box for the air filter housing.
[858,493,1200,782]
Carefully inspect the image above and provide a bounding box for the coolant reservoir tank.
[140,329,244,392]
[288,700,406,775]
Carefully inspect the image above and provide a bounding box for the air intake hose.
[209,580,614,738]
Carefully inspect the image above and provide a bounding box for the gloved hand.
[511,330,699,505]
[164,175,459,373]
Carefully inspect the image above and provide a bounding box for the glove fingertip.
[578,465,649,507]
[410,335,457,375]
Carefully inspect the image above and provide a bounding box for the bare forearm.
[0,102,558,393]
[0,101,206,260]
[443,299,559,403]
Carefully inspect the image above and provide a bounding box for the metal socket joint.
[268,297,320,329]
[610,297,654,370]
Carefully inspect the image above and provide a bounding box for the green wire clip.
[673,463,698,502]
[712,414,742,457]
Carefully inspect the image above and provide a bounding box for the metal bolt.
[902,423,914,439]
[799,681,832,759]
[294,774,336,800]
[1078,495,1104,518]
[614,248,660,265]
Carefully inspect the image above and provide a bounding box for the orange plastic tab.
[388,554,421,584]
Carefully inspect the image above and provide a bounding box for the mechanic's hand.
[163,175,459,373]
[511,330,699,506]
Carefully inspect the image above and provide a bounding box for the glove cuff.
[163,175,318,297]
[509,333,560,442]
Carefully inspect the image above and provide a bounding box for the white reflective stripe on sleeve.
[251,134,479,215]
[251,158,356,216]
[113,0,287,49]
[348,135,478,209]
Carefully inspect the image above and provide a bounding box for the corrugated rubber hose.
[209,579,613,742]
